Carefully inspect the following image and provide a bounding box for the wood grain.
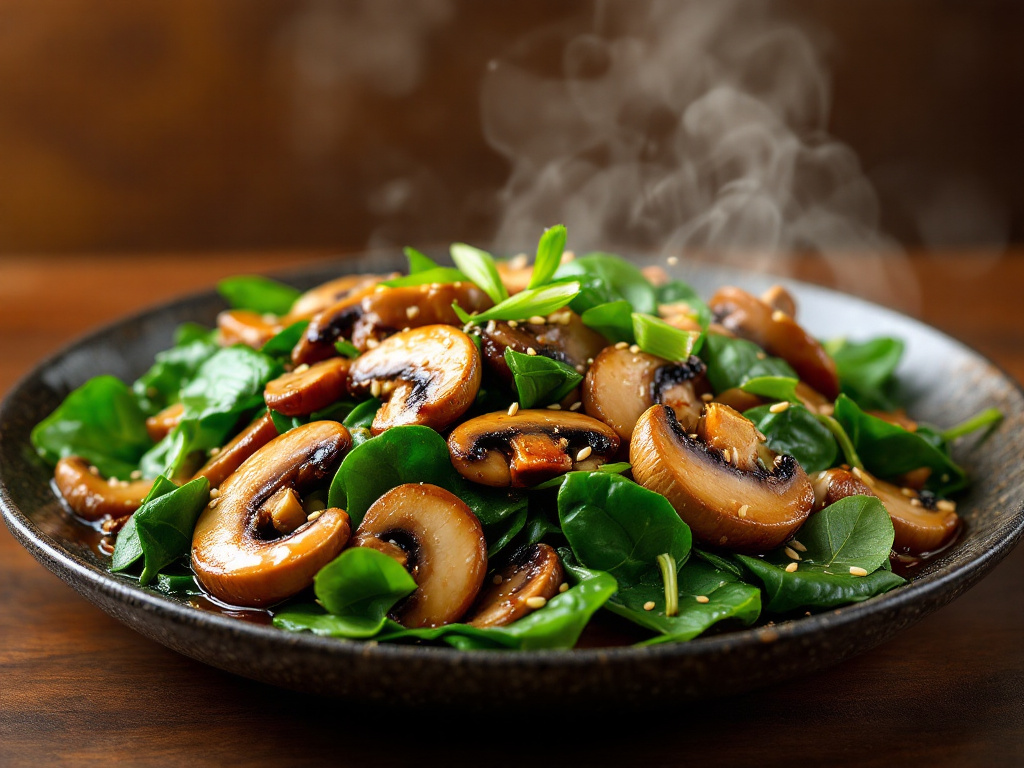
[1,250,1022,767]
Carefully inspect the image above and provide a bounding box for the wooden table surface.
[2,249,1023,767]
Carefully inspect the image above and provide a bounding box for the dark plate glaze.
[3,253,1023,710]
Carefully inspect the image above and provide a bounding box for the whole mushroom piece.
[351,483,488,628]
[191,421,353,607]
[630,403,815,552]
[349,324,482,435]
[464,543,564,628]
[448,410,620,487]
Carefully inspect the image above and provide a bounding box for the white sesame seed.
[756,351,767,360]
[614,341,629,350]
[492,574,503,585]
[547,403,562,410]
[785,562,798,573]
[507,320,518,328]
[129,470,142,480]
[790,539,807,552]
[208,447,221,457]
[701,393,714,402]
[209,499,219,509]
[526,347,537,356]
[900,487,916,497]
[629,344,640,354]
[667,256,679,266]
[910,497,923,507]
[569,401,582,411]
[294,363,310,373]
[306,510,323,522]
[210,488,221,499]
[558,582,569,593]
[365,338,379,349]
[575,364,585,373]
[507,402,520,417]
[528,315,546,325]
[936,500,957,512]
[88,465,100,476]
[769,401,790,414]
[784,547,801,561]
[771,310,788,322]
[695,595,710,604]
[737,504,749,518]
[576,446,593,462]
[849,566,868,577]
[643,601,656,611]
[370,380,382,398]
[485,320,496,334]
[731,447,740,466]
[406,306,420,319]
[525,596,547,609]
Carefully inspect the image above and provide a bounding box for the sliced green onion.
[528,224,567,289]
[450,243,508,305]
[453,281,581,326]
[632,313,699,361]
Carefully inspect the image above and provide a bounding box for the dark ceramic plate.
[3,253,1023,710]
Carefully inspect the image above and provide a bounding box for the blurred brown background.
[0,0,1021,256]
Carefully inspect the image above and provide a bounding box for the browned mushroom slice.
[630,404,814,552]
[350,281,492,350]
[583,347,707,441]
[191,421,352,607]
[53,457,155,522]
[146,401,184,443]
[479,312,607,386]
[191,411,280,489]
[264,358,351,417]
[351,483,487,628]
[709,286,840,400]
[349,325,481,435]
[283,274,394,323]
[448,410,620,487]
[760,284,797,317]
[290,282,385,366]
[813,467,960,555]
[465,543,564,628]
[217,309,282,349]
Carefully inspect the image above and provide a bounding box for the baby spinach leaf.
[527,224,567,289]
[217,275,300,316]
[341,398,380,430]
[179,346,282,421]
[744,403,838,473]
[833,394,967,493]
[450,243,508,305]
[580,300,635,343]
[504,348,582,408]
[699,334,796,393]
[452,281,580,325]
[138,410,247,480]
[133,337,220,415]
[31,375,152,479]
[111,475,210,585]
[260,320,309,359]
[656,281,713,329]
[558,472,691,586]
[154,571,203,596]
[736,556,905,614]
[110,475,178,571]
[554,253,658,315]
[173,322,218,346]
[484,507,529,559]
[380,267,467,288]
[632,313,700,360]
[530,462,631,491]
[824,336,904,411]
[312,547,418,637]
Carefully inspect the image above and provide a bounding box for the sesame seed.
[507,402,520,416]
[209,499,218,509]
[756,351,767,360]
[485,320,496,334]
[526,347,537,356]
[558,582,569,593]
[88,465,100,476]
[525,596,547,609]
[701,393,714,402]
[819,404,834,416]
[731,447,740,466]
[737,504,749,518]
[718,535,728,545]
[667,256,679,266]
[509,254,528,269]
[576,446,593,462]
[900,487,916,497]
[614,341,629,350]
[771,310,788,322]
[306,510,323,522]
[849,566,868,577]
[688,433,698,439]
[528,315,547,325]
[507,320,518,328]
[107,477,118,486]
[547,403,562,410]
[569,401,582,411]
[785,562,798,573]
[586,358,594,364]
[294,363,310,373]
[401,327,411,333]
[936,500,957,512]
[575,364,585,373]
[210,488,221,499]
[375,285,387,292]
[910,498,922,507]
[406,306,420,319]
[784,547,801,561]
[365,338,379,349]
[695,595,710,604]
[851,466,875,487]
[492,574,503,585]
[129,470,142,480]
[643,601,656,611]
[790,539,807,552]
[370,380,382,398]
[209,447,221,457]
[629,344,640,354]
[769,401,790,414]
[262,313,277,324]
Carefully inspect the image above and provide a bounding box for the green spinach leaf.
[554,253,658,315]
[217,275,300,316]
[744,403,838,473]
[504,348,582,408]
[580,300,635,343]
[824,336,904,411]
[133,337,220,415]
[699,334,797,393]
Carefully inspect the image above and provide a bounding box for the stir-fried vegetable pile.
[31,225,1003,650]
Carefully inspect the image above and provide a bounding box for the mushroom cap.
[448,410,620,487]
[191,421,353,607]
[465,543,564,628]
[349,324,481,435]
[583,346,706,441]
[630,404,814,552]
[217,310,281,350]
[709,285,840,400]
[351,483,487,628]
[53,457,155,522]
[283,274,393,323]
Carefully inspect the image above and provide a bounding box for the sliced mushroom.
[146,402,184,443]
[350,281,492,351]
[53,457,155,522]
[349,325,481,434]
[283,273,394,323]
[191,411,280,489]
[264,358,351,417]
[479,312,606,386]
[217,309,282,349]
[583,347,707,441]
[813,467,960,555]
[351,483,487,628]
[630,403,814,552]
[448,410,620,487]
[290,282,386,366]
[191,421,352,607]
[464,543,564,628]
[709,286,840,400]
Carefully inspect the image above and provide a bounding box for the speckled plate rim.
[3,256,1023,705]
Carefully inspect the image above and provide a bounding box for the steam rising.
[482,0,917,309]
